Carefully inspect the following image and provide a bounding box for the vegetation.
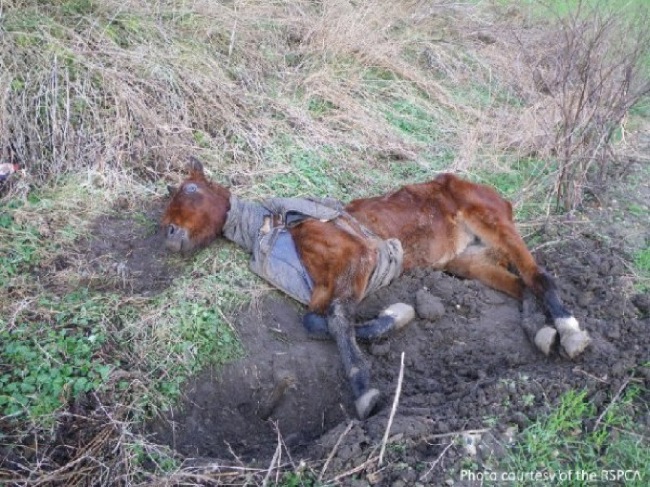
[496,386,649,487]
[0,0,648,484]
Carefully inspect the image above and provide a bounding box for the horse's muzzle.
[165,223,189,252]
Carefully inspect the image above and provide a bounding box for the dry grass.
[0,0,468,190]
[459,0,650,210]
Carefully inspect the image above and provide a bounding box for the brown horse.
[162,158,590,419]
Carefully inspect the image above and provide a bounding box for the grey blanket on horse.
[223,195,403,305]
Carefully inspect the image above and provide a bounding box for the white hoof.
[561,330,591,359]
[381,303,415,330]
[534,326,558,356]
[555,316,590,359]
[355,388,380,420]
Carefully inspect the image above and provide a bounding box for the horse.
[162,157,590,419]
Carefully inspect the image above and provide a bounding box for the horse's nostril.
[167,224,177,237]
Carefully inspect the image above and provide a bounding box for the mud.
[149,233,649,483]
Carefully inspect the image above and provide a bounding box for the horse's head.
[162,157,231,253]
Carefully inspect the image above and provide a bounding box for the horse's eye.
[184,183,198,194]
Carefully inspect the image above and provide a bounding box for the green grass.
[635,247,650,273]
[495,387,649,486]
[0,204,42,287]
[471,156,557,219]
[633,246,650,292]
[384,99,441,143]
[451,81,525,111]
[263,144,347,198]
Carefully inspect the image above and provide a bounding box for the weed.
[129,442,180,475]
[522,394,536,407]
[484,416,499,428]
[0,290,114,421]
[279,471,319,487]
[633,246,650,291]
[308,96,337,117]
[0,208,41,286]
[633,247,650,274]
[388,442,408,454]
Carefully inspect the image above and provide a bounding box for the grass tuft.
[498,386,650,486]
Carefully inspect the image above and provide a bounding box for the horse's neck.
[222,196,267,253]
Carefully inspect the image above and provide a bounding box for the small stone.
[631,293,650,314]
[461,432,482,456]
[370,342,391,356]
[415,289,446,321]
[605,323,620,340]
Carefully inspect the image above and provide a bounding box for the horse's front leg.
[327,299,380,420]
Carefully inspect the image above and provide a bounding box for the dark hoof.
[355,388,380,420]
[303,312,330,340]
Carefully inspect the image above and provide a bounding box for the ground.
[82,163,648,485]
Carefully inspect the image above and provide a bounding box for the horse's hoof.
[355,388,380,420]
[381,303,415,330]
[561,330,591,359]
[302,312,331,340]
[534,326,557,356]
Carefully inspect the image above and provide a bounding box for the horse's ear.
[167,184,177,196]
[188,157,205,176]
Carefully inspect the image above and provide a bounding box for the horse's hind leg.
[303,302,415,341]
[457,218,590,358]
[447,246,558,355]
[327,299,380,420]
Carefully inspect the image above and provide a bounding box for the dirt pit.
[147,233,649,482]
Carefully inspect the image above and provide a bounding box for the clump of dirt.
[149,232,649,483]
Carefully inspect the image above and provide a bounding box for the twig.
[425,428,490,441]
[593,374,633,432]
[330,455,380,483]
[379,351,405,466]
[530,239,564,253]
[228,3,238,60]
[262,427,282,487]
[610,425,648,441]
[420,440,455,482]
[572,367,608,383]
[319,421,354,482]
